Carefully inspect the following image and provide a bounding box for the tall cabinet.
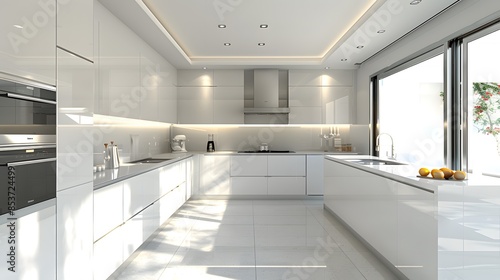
[56,0,94,279]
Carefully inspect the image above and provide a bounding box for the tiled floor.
[109,199,400,280]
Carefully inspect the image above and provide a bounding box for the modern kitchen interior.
[1,0,500,279]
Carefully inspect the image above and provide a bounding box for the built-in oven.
[0,135,56,216]
[0,76,56,135]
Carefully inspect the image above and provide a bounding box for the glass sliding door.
[377,52,445,167]
[464,24,500,177]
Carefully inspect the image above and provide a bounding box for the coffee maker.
[171,135,187,152]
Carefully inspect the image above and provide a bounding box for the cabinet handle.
[0,91,56,105]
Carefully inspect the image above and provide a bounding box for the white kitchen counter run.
[325,154,500,280]
[325,154,500,191]
[93,153,193,190]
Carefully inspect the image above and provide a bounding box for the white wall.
[357,0,500,124]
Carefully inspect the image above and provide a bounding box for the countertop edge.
[93,154,194,190]
[324,155,436,193]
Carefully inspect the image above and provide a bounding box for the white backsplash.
[172,124,369,153]
[92,115,171,165]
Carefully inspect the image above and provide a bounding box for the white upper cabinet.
[56,0,93,61]
[57,48,94,191]
[289,87,322,124]
[177,70,213,87]
[94,2,177,122]
[213,87,244,124]
[0,0,56,85]
[322,87,352,124]
[214,70,244,86]
[177,87,213,124]
[289,70,355,124]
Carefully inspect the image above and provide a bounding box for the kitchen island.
[324,155,500,280]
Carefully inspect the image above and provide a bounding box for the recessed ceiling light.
[325,67,330,69]
[260,24,268,28]
[410,0,422,5]
[377,29,386,34]
[224,43,231,46]
[356,45,364,49]
[218,24,226,28]
[258,43,266,46]
[13,24,23,29]
[203,67,207,70]
[341,59,347,62]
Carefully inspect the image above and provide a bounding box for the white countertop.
[325,155,500,192]
[93,153,194,190]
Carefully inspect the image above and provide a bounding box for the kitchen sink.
[130,158,173,164]
[345,159,407,166]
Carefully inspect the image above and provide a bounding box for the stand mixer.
[171,135,187,152]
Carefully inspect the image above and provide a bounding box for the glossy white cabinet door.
[95,2,140,118]
[0,0,56,85]
[288,70,322,86]
[323,160,398,264]
[200,155,231,195]
[289,87,322,107]
[268,155,306,176]
[57,182,93,280]
[397,184,437,280]
[306,155,324,195]
[267,177,306,195]
[159,160,186,196]
[56,48,94,191]
[214,70,244,86]
[57,0,93,60]
[159,184,186,223]
[289,107,322,124]
[177,70,213,86]
[186,158,193,200]
[93,224,124,280]
[139,50,159,121]
[123,169,160,220]
[213,87,244,124]
[322,86,352,124]
[94,182,123,241]
[0,203,56,280]
[230,155,268,176]
[231,177,267,195]
[177,87,214,124]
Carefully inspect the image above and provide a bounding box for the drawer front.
[231,155,267,176]
[268,155,306,176]
[231,177,267,195]
[267,177,306,195]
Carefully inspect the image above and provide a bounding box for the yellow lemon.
[453,171,467,180]
[440,167,455,179]
[431,169,445,179]
[419,167,430,177]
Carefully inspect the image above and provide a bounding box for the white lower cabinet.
[93,158,190,280]
[94,182,123,241]
[324,158,437,280]
[93,224,124,280]
[0,202,56,280]
[231,177,267,195]
[123,169,159,220]
[306,155,324,195]
[200,155,231,195]
[268,177,306,195]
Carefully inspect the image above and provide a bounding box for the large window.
[464,24,500,176]
[377,53,444,167]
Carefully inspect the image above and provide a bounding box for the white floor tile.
[112,199,399,280]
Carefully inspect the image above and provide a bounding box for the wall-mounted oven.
[0,135,56,215]
[0,76,56,135]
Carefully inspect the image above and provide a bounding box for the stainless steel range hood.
[243,69,289,124]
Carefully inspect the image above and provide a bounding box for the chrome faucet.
[375,133,396,159]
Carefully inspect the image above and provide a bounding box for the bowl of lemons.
[418,167,466,180]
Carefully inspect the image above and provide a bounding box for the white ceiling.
[99,0,460,70]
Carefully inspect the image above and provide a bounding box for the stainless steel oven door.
[1,157,56,215]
